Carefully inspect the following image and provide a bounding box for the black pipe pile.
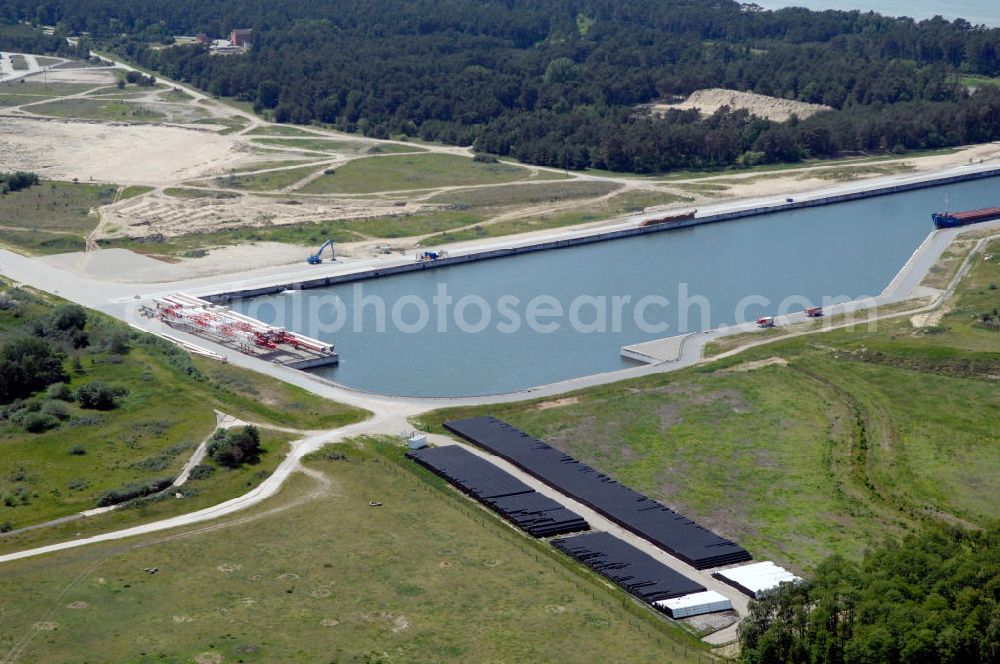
[444,416,751,569]
[553,532,706,603]
[407,445,588,538]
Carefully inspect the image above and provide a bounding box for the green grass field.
[212,165,321,192]
[298,153,532,194]
[423,189,692,245]
[227,159,319,174]
[0,81,99,98]
[427,180,621,207]
[415,239,1000,572]
[960,74,1000,89]
[0,439,707,663]
[0,288,366,533]
[0,181,117,255]
[28,98,165,122]
[244,125,326,137]
[0,93,39,107]
[251,137,424,156]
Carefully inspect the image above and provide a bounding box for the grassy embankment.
[0,438,710,662]
[0,285,367,538]
[29,97,166,123]
[250,137,425,155]
[0,81,99,107]
[0,181,118,254]
[297,153,539,194]
[415,238,1000,572]
[421,188,693,245]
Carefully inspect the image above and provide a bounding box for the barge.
[932,206,1000,229]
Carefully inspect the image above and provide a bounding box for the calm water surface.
[234,177,999,397]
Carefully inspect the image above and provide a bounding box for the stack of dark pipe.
[445,416,752,569]
[553,532,706,603]
[407,445,588,538]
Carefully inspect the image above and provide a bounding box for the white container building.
[712,561,802,599]
[655,591,732,619]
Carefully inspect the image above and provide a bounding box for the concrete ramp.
[621,333,693,364]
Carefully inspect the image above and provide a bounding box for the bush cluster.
[96,476,174,507]
[207,425,261,468]
[74,381,128,410]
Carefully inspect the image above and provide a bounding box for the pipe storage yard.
[204,165,1000,303]
[444,417,752,569]
[407,445,589,538]
[552,532,707,602]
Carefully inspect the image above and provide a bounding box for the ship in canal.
[931,206,1000,229]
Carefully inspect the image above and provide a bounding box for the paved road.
[0,52,43,84]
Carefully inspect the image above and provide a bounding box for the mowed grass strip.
[0,441,705,663]
[0,80,100,98]
[27,98,165,122]
[427,180,621,207]
[298,153,531,194]
[251,137,423,155]
[244,124,327,137]
[212,164,321,192]
[227,159,319,174]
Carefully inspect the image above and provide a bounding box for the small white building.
[655,591,732,619]
[712,561,802,599]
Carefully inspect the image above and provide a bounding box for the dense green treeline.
[0,22,86,58]
[739,525,1000,664]
[4,1,1000,171]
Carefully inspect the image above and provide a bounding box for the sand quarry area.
[652,88,833,122]
[0,117,241,185]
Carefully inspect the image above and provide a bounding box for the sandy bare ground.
[30,67,118,85]
[99,189,426,239]
[653,88,833,121]
[0,117,242,185]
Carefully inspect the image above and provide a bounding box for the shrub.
[0,522,12,533]
[0,337,67,403]
[67,445,86,456]
[187,463,216,481]
[23,412,59,433]
[41,400,71,420]
[75,381,128,410]
[208,425,262,468]
[96,477,174,507]
[67,478,88,490]
[0,171,39,194]
[472,153,498,163]
[45,382,74,401]
[49,304,87,333]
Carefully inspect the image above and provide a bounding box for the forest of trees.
[2,1,1000,172]
[739,525,1000,664]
